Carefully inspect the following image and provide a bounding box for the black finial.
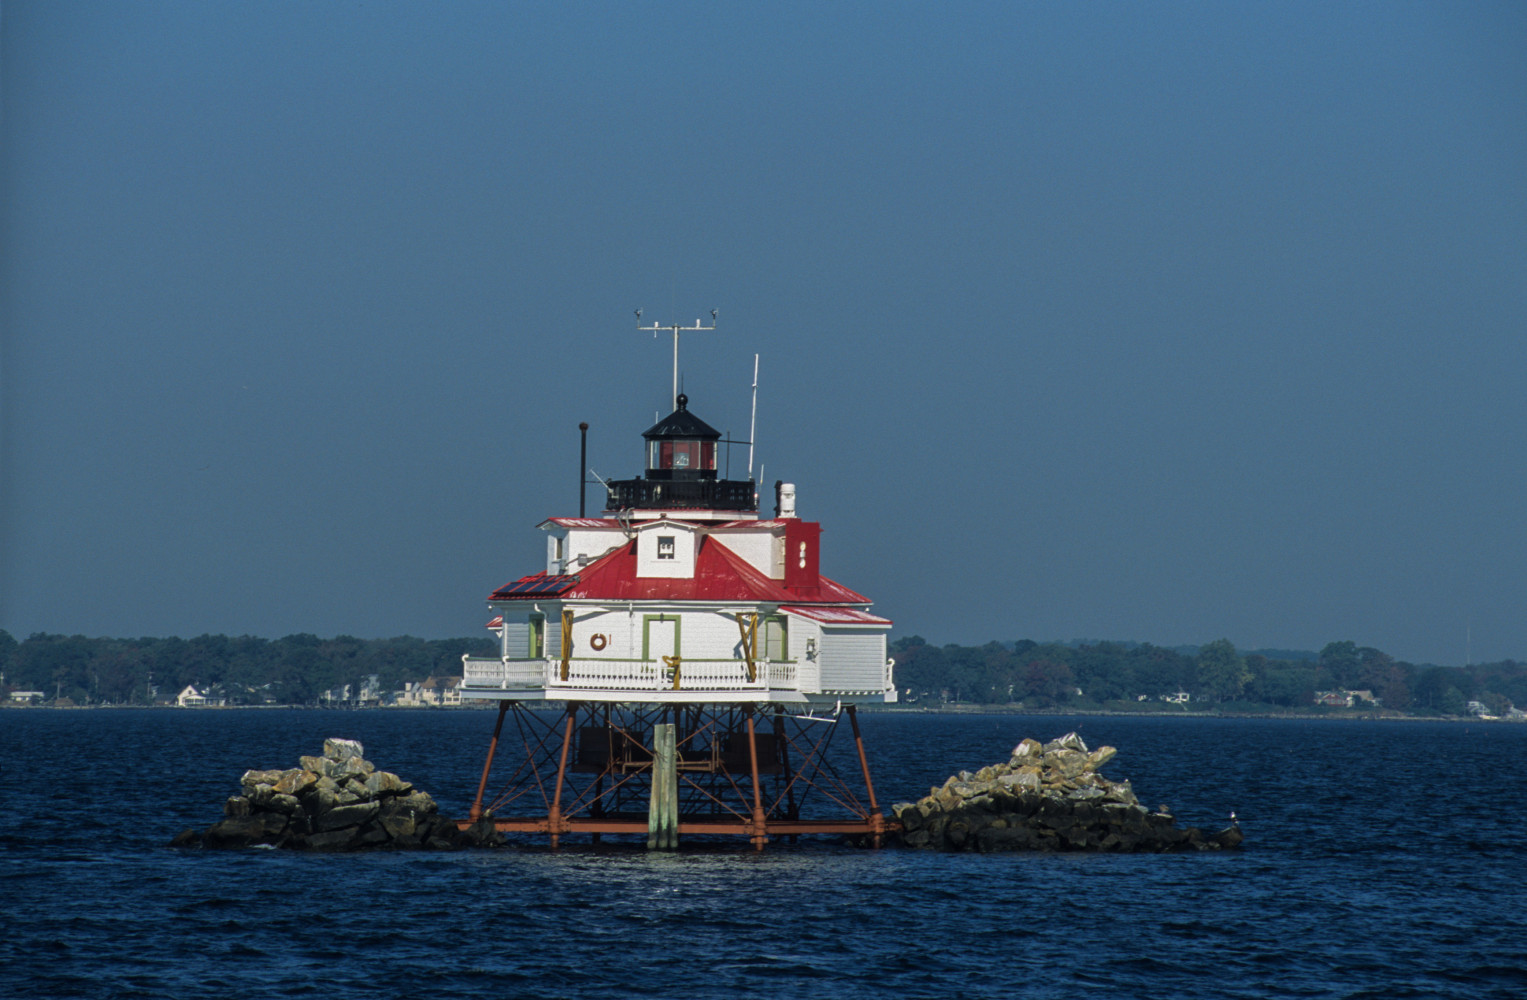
[675,393,688,411]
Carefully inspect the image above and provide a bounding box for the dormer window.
[657,536,676,559]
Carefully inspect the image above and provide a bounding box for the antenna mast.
[635,308,717,411]
[748,353,759,481]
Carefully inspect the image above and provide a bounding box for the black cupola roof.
[642,394,721,441]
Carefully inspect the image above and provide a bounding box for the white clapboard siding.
[574,608,632,659]
[503,621,531,659]
[819,631,887,691]
[710,532,778,578]
[682,611,751,660]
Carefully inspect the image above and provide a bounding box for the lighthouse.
[458,339,896,849]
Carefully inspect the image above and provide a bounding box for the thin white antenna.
[747,353,759,480]
[636,308,717,411]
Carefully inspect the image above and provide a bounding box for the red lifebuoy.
[589,634,608,651]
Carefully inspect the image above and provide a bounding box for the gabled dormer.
[540,518,629,575]
[634,518,699,579]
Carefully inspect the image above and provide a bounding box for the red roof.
[490,537,872,605]
[540,518,624,529]
[779,606,892,626]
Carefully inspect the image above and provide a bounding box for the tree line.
[3,628,1522,716]
[0,631,496,706]
[891,636,1527,716]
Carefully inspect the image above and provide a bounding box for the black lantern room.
[606,395,757,513]
[644,394,719,481]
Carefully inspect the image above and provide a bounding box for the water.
[3,709,1525,998]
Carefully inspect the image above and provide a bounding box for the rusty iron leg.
[547,704,577,849]
[845,704,886,847]
[469,700,512,823]
[745,706,769,851]
[590,704,610,846]
[773,704,799,842]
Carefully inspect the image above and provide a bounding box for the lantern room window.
[650,440,716,471]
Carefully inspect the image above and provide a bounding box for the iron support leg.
[773,704,800,842]
[469,700,512,822]
[846,705,886,847]
[745,707,769,851]
[547,704,577,850]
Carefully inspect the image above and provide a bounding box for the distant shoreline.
[4,701,1518,723]
[0,702,493,712]
[873,704,1520,722]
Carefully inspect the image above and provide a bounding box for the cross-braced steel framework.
[462,701,889,849]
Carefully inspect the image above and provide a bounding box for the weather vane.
[635,308,717,411]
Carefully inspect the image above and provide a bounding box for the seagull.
[1230,809,1239,826]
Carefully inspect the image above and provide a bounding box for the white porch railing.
[461,655,803,694]
[767,660,798,689]
[461,656,544,689]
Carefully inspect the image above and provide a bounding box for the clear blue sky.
[3,2,1524,665]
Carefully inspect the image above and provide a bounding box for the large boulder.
[175,738,488,852]
[892,732,1241,853]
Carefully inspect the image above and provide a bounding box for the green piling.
[647,723,678,850]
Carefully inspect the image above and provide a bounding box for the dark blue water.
[3,710,1525,999]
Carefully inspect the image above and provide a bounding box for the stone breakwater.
[893,733,1243,853]
[170,738,501,851]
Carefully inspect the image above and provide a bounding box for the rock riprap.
[893,733,1242,853]
[171,738,501,851]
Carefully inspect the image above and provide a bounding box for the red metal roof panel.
[489,538,877,606]
[779,606,893,626]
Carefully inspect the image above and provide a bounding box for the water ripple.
[4,711,1527,999]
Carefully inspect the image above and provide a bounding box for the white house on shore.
[176,685,226,707]
[397,676,462,707]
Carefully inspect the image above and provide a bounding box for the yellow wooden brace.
[735,613,759,683]
[560,609,573,681]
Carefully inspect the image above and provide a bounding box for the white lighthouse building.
[456,341,895,850]
[459,392,895,707]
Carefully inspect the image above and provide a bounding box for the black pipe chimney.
[578,422,589,517]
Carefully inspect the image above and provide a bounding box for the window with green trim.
[763,616,787,661]
[529,615,545,658]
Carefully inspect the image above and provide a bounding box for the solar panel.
[491,574,580,599]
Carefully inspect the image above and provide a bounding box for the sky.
[2,2,1525,665]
